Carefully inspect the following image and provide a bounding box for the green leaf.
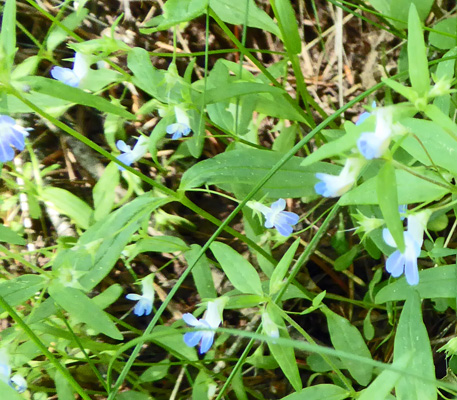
[407,4,430,96]
[41,186,93,230]
[376,265,457,303]
[0,274,47,312]
[393,290,437,400]
[0,381,24,400]
[54,370,75,400]
[0,0,17,74]
[269,239,299,295]
[69,194,170,291]
[186,244,217,299]
[115,391,152,400]
[358,353,411,400]
[271,0,301,54]
[22,76,135,119]
[92,284,123,309]
[334,246,359,272]
[126,236,189,260]
[381,77,418,103]
[204,82,285,104]
[377,162,404,252]
[340,168,449,205]
[429,18,457,49]
[49,281,123,340]
[192,370,216,400]
[267,304,302,391]
[93,162,120,221]
[180,147,340,199]
[281,384,350,400]
[141,0,208,32]
[0,224,26,245]
[209,0,280,37]
[46,9,89,52]
[152,326,198,361]
[323,307,373,386]
[139,360,170,383]
[391,0,434,29]
[210,242,263,296]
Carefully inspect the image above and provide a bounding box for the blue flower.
[116,135,149,171]
[0,349,27,393]
[126,275,155,316]
[183,301,223,354]
[383,211,430,286]
[0,115,29,163]
[355,101,376,126]
[315,157,364,198]
[262,199,299,237]
[166,106,191,140]
[51,52,89,88]
[357,108,393,160]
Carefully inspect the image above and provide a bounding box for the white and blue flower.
[166,106,191,140]
[183,300,224,354]
[116,135,149,171]
[383,211,430,286]
[0,349,27,393]
[126,274,155,317]
[0,115,30,163]
[357,107,393,160]
[315,157,364,198]
[51,52,89,88]
[355,101,376,126]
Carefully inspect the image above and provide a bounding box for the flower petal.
[382,228,397,248]
[386,250,404,278]
[51,66,80,87]
[199,331,215,354]
[275,222,293,237]
[125,294,142,301]
[183,331,203,348]
[182,313,200,327]
[270,199,286,211]
[404,256,419,286]
[280,211,299,225]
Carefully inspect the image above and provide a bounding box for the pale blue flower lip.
[126,294,153,316]
[0,115,29,163]
[262,199,299,237]
[115,136,149,171]
[166,123,191,140]
[50,66,80,87]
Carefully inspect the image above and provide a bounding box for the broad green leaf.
[116,391,152,400]
[399,118,457,176]
[92,284,123,309]
[377,162,404,252]
[209,0,280,37]
[271,0,301,54]
[192,370,217,400]
[340,168,449,205]
[429,18,457,49]
[0,274,47,312]
[306,353,345,373]
[267,303,302,391]
[186,244,217,299]
[407,4,430,96]
[0,381,24,400]
[49,281,123,340]
[93,162,120,221]
[0,224,26,245]
[70,194,170,291]
[46,9,89,51]
[281,384,350,400]
[382,78,417,103]
[433,48,457,114]
[55,370,75,400]
[180,147,340,199]
[139,360,170,383]
[210,242,263,296]
[204,82,285,104]
[0,0,17,74]
[334,246,359,272]
[152,326,198,361]
[141,0,208,32]
[41,186,93,230]
[393,290,437,400]
[270,239,299,295]
[323,307,373,386]
[22,76,135,119]
[126,236,189,260]
[376,265,457,303]
[358,353,411,400]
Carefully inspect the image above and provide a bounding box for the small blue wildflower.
[0,115,29,163]
[399,204,407,220]
[0,349,27,393]
[183,301,222,354]
[116,135,149,171]
[357,108,393,160]
[383,211,430,286]
[355,101,376,126]
[166,106,191,140]
[126,275,155,316]
[262,199,299,237]
[51,52,89,88]
[315,157,364,198]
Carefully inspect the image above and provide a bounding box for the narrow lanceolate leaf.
[394,290,437,400]
[323,307,373,386]
[269,239,299,295]
[271,0,301,54]
[408,4,430,96]
[377,161,405,252]
[210,242,263,296]
[281,384,349,400]
[186,244,217,299]
[0,0,17,74]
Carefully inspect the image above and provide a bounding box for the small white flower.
[126,274,155,317]
[383,210,431,286]
[315,157,364,198]
[262,311,279,339]
[51,52,89,88]
[116,135,149,171]
[0,115,30,162]
[183,299,225,354]
[357,107,393,160]
[166,106,191,140]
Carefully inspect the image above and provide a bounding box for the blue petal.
[184,331,203,348]
[270,199,285,211]
[8,127,26,151]
[404,257,419,286]
[51,66,80,87]
[355,111,371,126]
[386,251,404,278]
[0,140,15,162]
[280,211,299,225]
[314,181,329,197]
[116,153,135,171]
[199,331,215,354]
[275,222,293,237]
[133,298,152,316]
